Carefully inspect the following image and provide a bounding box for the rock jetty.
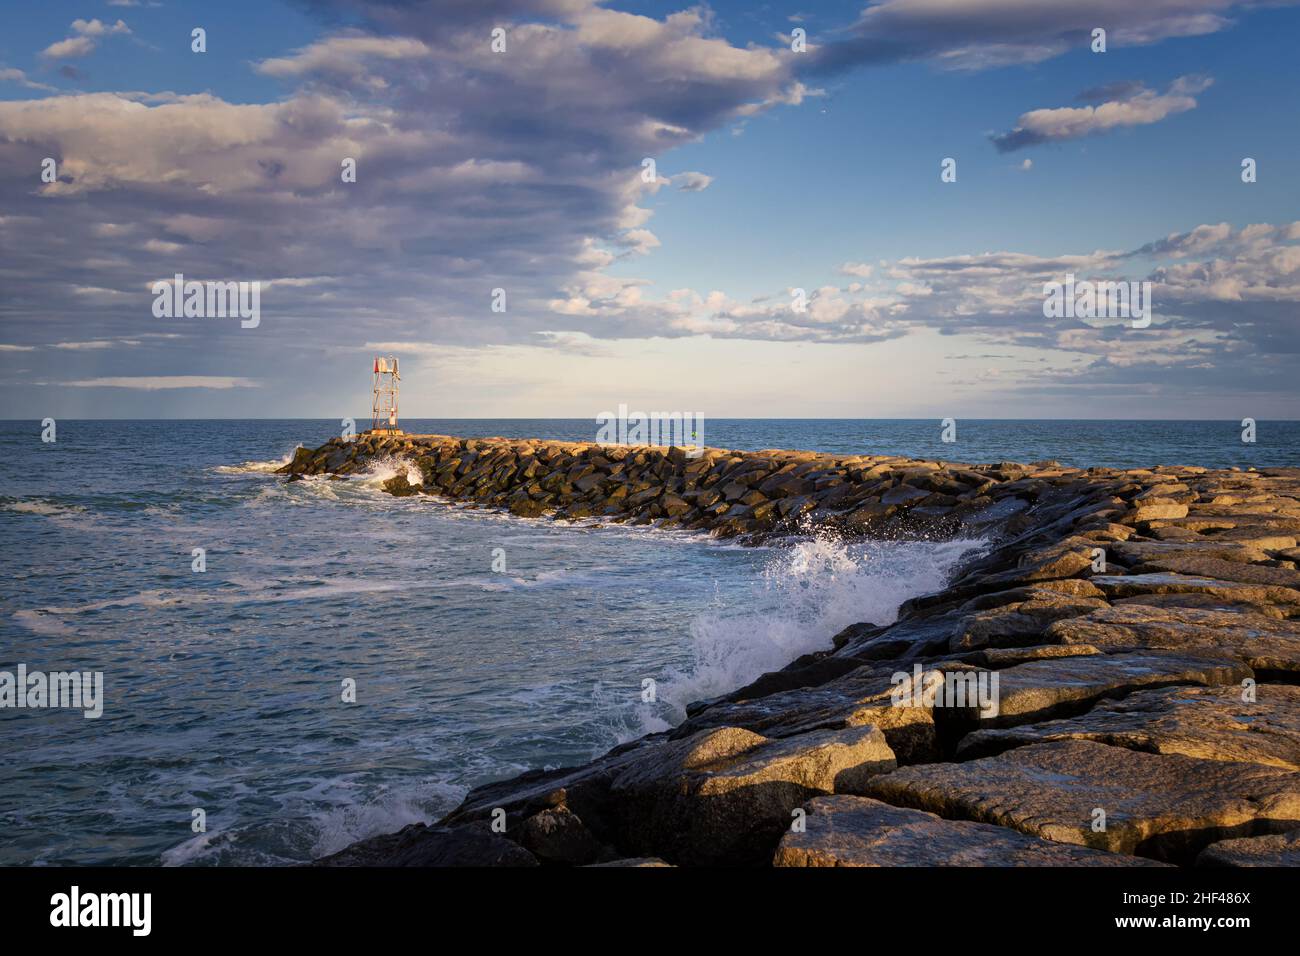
[281,433,1300,867]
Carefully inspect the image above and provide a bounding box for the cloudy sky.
[1,0,1298,419]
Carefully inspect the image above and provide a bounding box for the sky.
[1,0,1299,420]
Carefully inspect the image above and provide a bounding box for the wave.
[213,448,298,474]
[1,499,86,517]
[609,532,987,739]
[160,778,466,867]
[351,455,423,489]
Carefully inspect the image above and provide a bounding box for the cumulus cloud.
[0,68,56,91]
[3,0,1296,413]
[809,0,1294,73]
[535,220,1300,411]
[0,0,806,397]
[671,171,713,191]
[41,18,131,59]
[255,33,431,90]
[992,76,1213,152]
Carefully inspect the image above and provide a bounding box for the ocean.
[1,419,1296,865]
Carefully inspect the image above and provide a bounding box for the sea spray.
[614,532,986,737]
[214,448,298,474]
[353,455,424,489]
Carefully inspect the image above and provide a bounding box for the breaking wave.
[614,532,986,736]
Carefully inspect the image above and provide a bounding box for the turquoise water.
[0,419,1293,865]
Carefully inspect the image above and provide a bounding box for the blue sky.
[2,0,1299,419]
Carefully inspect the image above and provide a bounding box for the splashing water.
[353,454,424,488]
[609,532,986,737]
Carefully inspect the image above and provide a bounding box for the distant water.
[0,419,1293,866]
[377,418,1294,470]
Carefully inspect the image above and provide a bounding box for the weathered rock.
[586,857,674,867]
[774,795,1167,867]
[1047,604,1300,674]
[1197,830,1300,867]
[960,651,1249,729]
[1090,571,1300,606]
[381,474,418,496]
[672,663,937,764]
[972,643,1101,668]
[610,725,896,865]
[1131,553,1300,589]
[1111,539,1270,565]
[517,806,607,865]
[507,495,549,518]
[949,594,1110,651]
[315,822,539,867]
[958,684,1300,770]
[1127,501,1189,522]
[866,740,1300,862]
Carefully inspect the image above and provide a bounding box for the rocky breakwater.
[278,431,1066,540]
[284,435,1300,867]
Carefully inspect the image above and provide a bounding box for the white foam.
[214,448,298,474]
[2,500,85,517]
[353,455,423,488]
[622,533,987,734]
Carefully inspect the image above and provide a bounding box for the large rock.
[774,795,1167,867]
[865,740,1300,862]
[948,593,1110,651]
[958,684,1300,770]
[673,663,937,764]
[314,821,538,867]
[517,806,607,865]
[610,725,896,865]
[1046,604,1300,674]
[381,474,418,496]
[1089,572,1300,606]
[586,857,673,867]
[1127,501,1189,522]
[1131,553,1300,589]
[952,651,1249,729]
[1111,539,1270,564]
[1197,830,1300,867]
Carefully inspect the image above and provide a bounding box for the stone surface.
[963,651,1249,728]
[671,663,936,763]
[774,795,1168,867]
[315,822,539,867]
[586,857,673,867]
[957,684,1300,770]
[1090,572,1300,606]
[610,724,896,865]
[517,806,606,865]
[1197,830,1300,867]
[865,740,1300,862]
[1047,604,1300,673]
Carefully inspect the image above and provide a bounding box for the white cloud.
[993,76,1213,151]
[41,18,131,59]
[671,171,713,192]
[0,68,56,91]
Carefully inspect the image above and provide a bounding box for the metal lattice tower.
[371,355,401,434]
